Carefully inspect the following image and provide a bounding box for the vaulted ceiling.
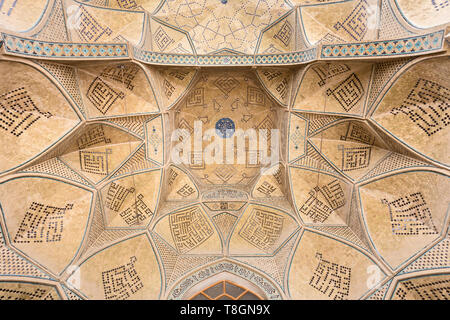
[0,0,449,300]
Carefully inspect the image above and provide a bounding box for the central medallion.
[215,118,235,139]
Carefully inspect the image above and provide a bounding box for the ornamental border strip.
[1,29,447,65]
[1,34,129,59]
[320,31,445,59]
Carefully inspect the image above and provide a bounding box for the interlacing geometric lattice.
[0,0,448,300]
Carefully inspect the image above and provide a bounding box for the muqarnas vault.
[0,0,449,300]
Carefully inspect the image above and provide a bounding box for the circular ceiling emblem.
[215,118,235,138]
